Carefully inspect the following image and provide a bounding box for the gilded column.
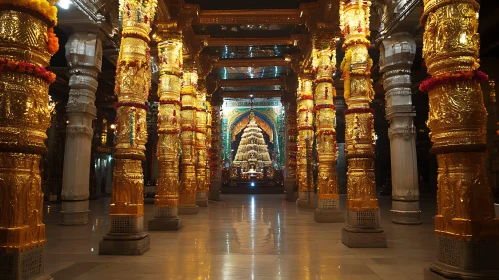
[420,0,499,278]
[296,76,315,208]
[178,65,199,214]
[0,1,58,278]
[339,0,387,248]
[284,101,298,202]
[148,36,183,231]
[195,79,208,207]
[313,39,344,223]
[99,0,157,255]
[209,104,222,200]
[205,100,212,202]
[379,33,421,225]
[61,33,102,226]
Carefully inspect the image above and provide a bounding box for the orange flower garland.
[47,27,59,55]
[0,0,58,26]
[419,71,488,93]
[0,58,56,83]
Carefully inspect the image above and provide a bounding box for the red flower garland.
[344,108,375,116]
[315,104,336,111]
[0,58,55,83]
[419,70,488,93]
[298,125,314,131]
[315,77,334,84]
[300,95,314,100]
[342,38,371,51]
[160,99,181,106]
[316,130,336,136]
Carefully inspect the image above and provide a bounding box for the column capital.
[65,32,103,73]
[379,32,416,73]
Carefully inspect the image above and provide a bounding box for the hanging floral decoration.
[342,38,371,51]
[47,27,59,55]
[0,58,56,83]
[419,70,488,93]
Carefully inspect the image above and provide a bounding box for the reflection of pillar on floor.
[420,0,499,278]
[379,33,421,225]
[148,37,183,231]
[339,0,387,248]
[61,33,102,226]
[99,0,157,255]
[0,3,58,278]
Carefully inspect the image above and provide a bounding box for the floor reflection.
[42,194,437,280]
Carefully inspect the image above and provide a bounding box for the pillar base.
[0,245,50,280]
[314,208,345,223]
[284,178,296,202]
[209,179,221,201]
[178,206,199,215]
[60,200,89,225]
[148,217,183,231]
[341,227,387,248]
[425,262,499,280]
[99,233,150,255]
[297,198,310,208]
[196,200,208,207]
[392,200,421,224]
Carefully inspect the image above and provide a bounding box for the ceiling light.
[57,0,72,9]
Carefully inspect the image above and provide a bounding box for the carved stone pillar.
[195,79,208,207]
[284,101,298,202]
[61,33,102,226]
[99,0,157,255]
[178,67,199,214]
[420,0,499,278]
[339,0,387,248]
[296,76,315,208]
[0,2,58,278]
[313,38,344,223]
[148,36,183,231]
[209,104,222,200]
[379,33,421,225]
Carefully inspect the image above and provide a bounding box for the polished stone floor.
[43,194,437,280]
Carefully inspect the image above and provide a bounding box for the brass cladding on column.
[313,46,340,209]
[296,78,314,195]
[155,37,183,215]
[179,69,198,207]
[0,5,57,258]
[109,0,157,219]
[421,0,498,240]
[195,80,208,199]
[287,104,297,178]
[205,101,213,192]
[339,0,378,212]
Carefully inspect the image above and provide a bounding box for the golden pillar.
[284,102,298,202]
[339,0,386,247]
[420,0,499,278]
[205,100,213,201]
[99,0,157,255]
[209,103,222,200]
[148,36,183,230]
[313,40,344,223]
[195,79,208,207]
[178,66,199,214]
[296,76,315,208]
[0,1,58,278]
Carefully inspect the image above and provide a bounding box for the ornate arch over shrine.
[230,110,275,143]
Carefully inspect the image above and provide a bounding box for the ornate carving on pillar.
[178,63,200,214]
[209,104,223,201]
[296,75,315,208]
[420,0,499,277]
[339,0,387,248]
[312,35,344,223]
[148,35,183,231]
[0,1,58,278]
[379,32,421,225]
[61,33,102,226]
[284,100,298,202]
[99,0,158,255]
[195,78,208,207]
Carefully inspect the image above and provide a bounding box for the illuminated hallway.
[44,195,436,280]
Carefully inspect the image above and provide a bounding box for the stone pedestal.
[0,245,53,280]
[148,217,183,231]
[178,206,200,215]
[284,178,296,202]
[196,192,208,207]
[341,227,387,248]
[196,199,208,207]
[209,178,221,201]
[61,33,102,226]
[314,208,344,223]
[99,233,150,255]
[391,200,421,225]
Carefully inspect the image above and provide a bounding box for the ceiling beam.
[206,37,295,46]
[196,9,304,25]
[214,58,290,68]
[219,78,283,87]
[221,90,284,98]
